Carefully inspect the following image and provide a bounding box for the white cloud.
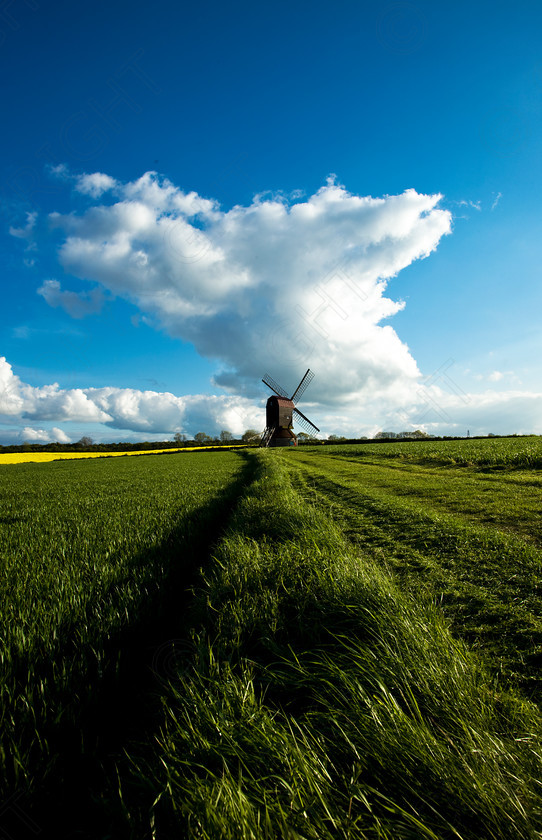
[75,172,118,198]
[37,279,106,319]
[0,357,112,423]
[456,199,481,212]
[491,192,502,210]
[51,426,71,442]
[49,165,118,198]
[398,387,542,438]
[9,211,37,240]
[9,212,38,256]
[0,356,261,438]
[22,426,71,443]
[49,163,70,180]
[12,170,540,442]
[45,172,452,409]
[2,355,542,442]
[0,357,26,415]
[469,369,518,386]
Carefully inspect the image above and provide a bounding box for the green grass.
[324,435,542,468]
[0,450,246,805]
[4,439,542,838]
[286,448,542,700]
[133,449,542,839]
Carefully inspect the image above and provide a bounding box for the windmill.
[260,369,320,447]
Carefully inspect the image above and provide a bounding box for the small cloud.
[37,279,106,319]
[491,192,502,210]
[75,172,117,198]
[21,426,51,442]
[131,313,153,328]
[21,426,71,443]
[48,163,71,180]
[48,164,117,198]
[470,369,517,385]
[51,426,71,443]
[488,369,519,385]
[456,199,482,211]
[9,211,37,240]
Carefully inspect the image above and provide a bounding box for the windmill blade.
[290,368,314,403]
[293,407,320,434]
[262,373,289,398]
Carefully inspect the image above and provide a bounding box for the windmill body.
[263,396,296,446]
[260,369,320,447]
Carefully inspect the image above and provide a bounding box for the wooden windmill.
[260,369,320,447]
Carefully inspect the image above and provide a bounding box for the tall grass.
[0,451,246,805]
[138,451,542,839]
[287,449,542,700]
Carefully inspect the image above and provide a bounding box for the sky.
[1,0,542,443]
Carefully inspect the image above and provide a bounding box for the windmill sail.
[290,369,314,403]
[262,373,290,399]
[293,406,320,434]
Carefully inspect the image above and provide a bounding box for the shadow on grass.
[6,451,258,840]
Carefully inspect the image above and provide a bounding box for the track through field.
[284,449,542,700]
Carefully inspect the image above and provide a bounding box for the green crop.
[286,444,542,698]
[0,450,246,804]
[4,437,542,838]
[135,448,542,839]
[323,435,542,468]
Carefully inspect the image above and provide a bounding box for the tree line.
[0,430,263,454]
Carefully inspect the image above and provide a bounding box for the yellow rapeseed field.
[0,444,249,465]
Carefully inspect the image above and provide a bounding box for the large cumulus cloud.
[4,170,539,441]
[47,172,452,406]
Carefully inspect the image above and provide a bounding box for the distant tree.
[219,430,233,442]
[194,432,211,444]
[173,432,187,444]
[77,436,93,448]
[328,434,347,441]
[242,429,261,442]
[398,430,429,439]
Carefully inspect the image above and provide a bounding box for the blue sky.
[1,0,542,442]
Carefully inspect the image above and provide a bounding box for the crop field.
[0,449,250,835]
[287,438,542,699]
[323,435,542,469]
[2,436,542,839]
[0,442,248,465]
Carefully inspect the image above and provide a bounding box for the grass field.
[2,437,542,838]
[329,435,542,468]
[0,449,250,826]
[287,440,542,700]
